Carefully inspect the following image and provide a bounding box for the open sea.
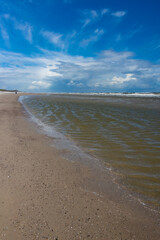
[20,93,160,210]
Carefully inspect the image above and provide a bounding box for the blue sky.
[0,0,160,92]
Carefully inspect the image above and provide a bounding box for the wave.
[46,92,160,98]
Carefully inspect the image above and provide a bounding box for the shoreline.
[0,93,160,239]
[20,93,160,212]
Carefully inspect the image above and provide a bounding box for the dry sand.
[0,93,160,240]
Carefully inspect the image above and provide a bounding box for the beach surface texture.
[0,93,160,240]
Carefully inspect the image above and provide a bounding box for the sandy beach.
[0,93,160,240]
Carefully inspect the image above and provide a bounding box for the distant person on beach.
[15,90,18,94]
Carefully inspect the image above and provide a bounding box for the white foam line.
[19,96,63,139]
[46,92,160,98]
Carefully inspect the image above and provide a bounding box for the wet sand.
[0,93,160,240]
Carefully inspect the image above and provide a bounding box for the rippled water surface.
[22,94,160,209]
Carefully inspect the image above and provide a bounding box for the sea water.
[20,93,160,210]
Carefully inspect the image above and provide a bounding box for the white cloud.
[91,10,98,18]
[100,50,133,61]
[101,8,109,15]
[67,80,83,87]
[14,21,33,43]
[112,11,127,17]
[95,29,104,34]
[0,49,160,92]
[0,23,10,46]
[82,18,91,28]
[81,28,104,46]
[0,50,63,91]
[81,9,98,28]
[111,74,136,85]
[41,30,64,48]
[29,80,51,89]
[0,14,33,43]
[81,8,126,31]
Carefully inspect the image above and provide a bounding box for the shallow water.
[22,94,160,209]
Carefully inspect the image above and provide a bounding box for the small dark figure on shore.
[15,90,18,94]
